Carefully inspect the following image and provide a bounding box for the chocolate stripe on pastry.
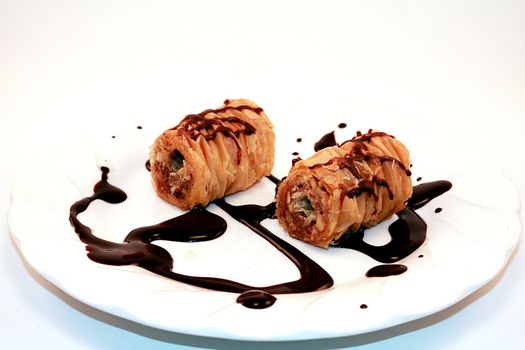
[150,99,275,210]
[276,130,412,248]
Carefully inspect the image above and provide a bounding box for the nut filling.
[168,150,192,198]
[290,192,317,226]
[170,150,185,172]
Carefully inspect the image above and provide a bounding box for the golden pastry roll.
[150,98,275,210]
[276,130,412,248]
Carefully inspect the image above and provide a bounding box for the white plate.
[8,121,521,341]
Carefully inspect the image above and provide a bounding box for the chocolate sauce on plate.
[266,174,282,186]
[408,180,452,210]
[332,181,452,263]
[366,264,408,277]
[237,290,277,309]
[214,198,334,295]
[314,131,337,151]
[70,168,333,308]
[70,129,452,309]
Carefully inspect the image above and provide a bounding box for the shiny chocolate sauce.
[332,181,452,264]
[314,130,451,274]
[266,174,282,186]
[314,131,337,152]
[70,166,451,309]
[408,180,452,210]
[237,290,277,309]
[71,126,452,309]
[70,167,231,281]
[70,167,333,309]
[366,264,407,277]
[214,198,333,296]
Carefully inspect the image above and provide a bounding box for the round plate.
[8,122,521,341]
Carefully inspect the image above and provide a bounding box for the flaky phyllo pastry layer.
[276,131,412,248]
[150,99,275,210]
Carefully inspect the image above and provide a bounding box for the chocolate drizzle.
[70,167,333,308]
[351,130,391,143]
[174,104,262,141]
[214,198,334,295]
[408,180,452,210]
[70,166,451,309]
[170,104,262,165]
[314,131,337,151]
[332,181,453,263]
[314,125,383,152]
[366,264,408,277]
[307,130,412,204]
[308,155,407,203]
[178,114,256,142]
[70,167,230,275]
[266,174,282,186]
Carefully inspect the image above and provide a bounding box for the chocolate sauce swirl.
[70,167,333,308]
[70,167,228,274]
[214,199,334,294]
[70,166,451,309]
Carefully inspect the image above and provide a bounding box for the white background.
[1,0,524,349]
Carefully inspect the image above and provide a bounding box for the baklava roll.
[150,98,275,210]
[276,130,412,248]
